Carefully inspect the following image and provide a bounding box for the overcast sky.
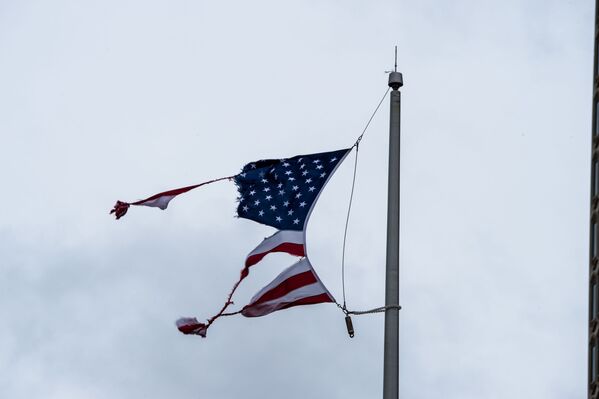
[0,1,593,398]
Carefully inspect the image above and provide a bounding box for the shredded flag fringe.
[110,201,131,220]
[177,267,248,338]
[176,317,208,337]
[110,176,233,220]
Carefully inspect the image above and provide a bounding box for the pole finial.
[388,46,403,90]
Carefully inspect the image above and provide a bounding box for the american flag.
[111,147,351,338]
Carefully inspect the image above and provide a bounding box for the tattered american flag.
[111,147,351,338]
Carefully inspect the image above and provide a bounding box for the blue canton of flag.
[235,148,350,230]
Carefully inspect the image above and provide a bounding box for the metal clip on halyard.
[337,302,354,338]
[345,315,355,338]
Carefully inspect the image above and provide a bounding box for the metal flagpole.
[383,48,403,399]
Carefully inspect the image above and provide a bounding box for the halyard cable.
[340,144,360,310]
[338,87,391,321]
[352,87,391,148]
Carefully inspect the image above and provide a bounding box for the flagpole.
[383,60,403,399]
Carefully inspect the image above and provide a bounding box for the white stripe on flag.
[245,230,305,267]
[139,195,176,210]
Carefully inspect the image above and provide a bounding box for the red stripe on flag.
[250,270,317,306]
[280,293,334,310]
[245,242,305,267]
[176,317,208,337]
[242,292,333,318]
[132,184,202,205]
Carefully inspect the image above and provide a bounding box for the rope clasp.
[344,315,354,338]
